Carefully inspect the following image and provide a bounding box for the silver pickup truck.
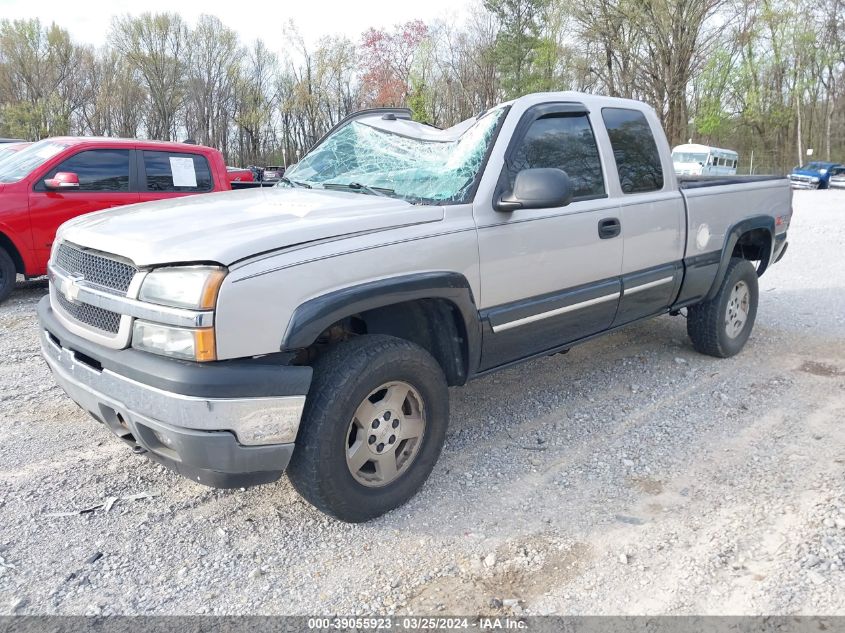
[37,92,791,522]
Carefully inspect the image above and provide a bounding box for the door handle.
[598,217,621,239]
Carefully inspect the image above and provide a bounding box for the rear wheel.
[288,335,449,522]
[687,257,758,358]
[0,247,16,304]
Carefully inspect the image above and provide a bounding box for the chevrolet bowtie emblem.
[62,274,84,304]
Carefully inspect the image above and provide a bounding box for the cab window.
[142,151,213,192]
[507,113,605,200]
[602,108,664,193]
[39,149,131,192]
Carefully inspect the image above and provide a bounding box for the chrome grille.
[55,292,122,334]
[52,241,137,336]
[55,242,136,293]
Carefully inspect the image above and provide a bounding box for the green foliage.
[484,0,550,98]
[694,50,735,138]
[408,80,432,124]
[0,18,81,139]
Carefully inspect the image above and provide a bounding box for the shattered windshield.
[285,108,506,204]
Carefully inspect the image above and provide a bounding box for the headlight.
[132,320,216,362]
[811,177,820,182]
[139,266,226,309]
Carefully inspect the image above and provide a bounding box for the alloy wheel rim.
[725,280,750,339]
[345,381,426,487]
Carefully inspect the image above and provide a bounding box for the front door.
[29,148,138,258]
[475,104,624,370]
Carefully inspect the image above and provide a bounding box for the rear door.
[600,107,685,327]
[28,147,138,258]
[475,103,624,370]
[137,149,215,204]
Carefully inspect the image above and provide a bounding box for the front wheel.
[0,247,16,304]
[287,335,449,522]
[687,257,759,358]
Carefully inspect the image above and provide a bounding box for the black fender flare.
[705,215,775,301]
[281,271,482,376]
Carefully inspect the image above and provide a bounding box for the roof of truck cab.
[504,91,659,112]
[38,137,220,154]
[355,92,665,143]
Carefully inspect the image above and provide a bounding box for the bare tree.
[2,5,843,173]
[184,15,240,155]
[110,12,188,140]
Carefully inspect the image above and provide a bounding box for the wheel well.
[731,228,772,275]
[0,232,23,275]
[296,298,470,386]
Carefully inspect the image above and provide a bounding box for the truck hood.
[791,168,825,178]
[58,187,442,267]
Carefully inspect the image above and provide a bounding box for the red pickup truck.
[0,137,235,303]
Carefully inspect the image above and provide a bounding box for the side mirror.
[495,168,573,212]
[45,172,80,190]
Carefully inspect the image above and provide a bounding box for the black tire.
[687,257,759,358]
[288,335,449,522]
[0,247,16,305]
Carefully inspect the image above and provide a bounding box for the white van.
[672,144,739,176]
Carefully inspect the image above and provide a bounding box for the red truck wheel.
[0,247,16,304]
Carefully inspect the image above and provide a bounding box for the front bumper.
[37,297,312,488]
[789,179,820,190]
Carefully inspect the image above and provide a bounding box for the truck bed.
[678,174,791,268]
[678,175,786,189]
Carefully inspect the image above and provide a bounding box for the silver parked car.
[38,92,792,522]
[827,166,845,189]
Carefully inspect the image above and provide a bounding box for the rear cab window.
[142,150,213,192]
[601,108,664,194]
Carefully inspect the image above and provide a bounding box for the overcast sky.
[0,0,472,50]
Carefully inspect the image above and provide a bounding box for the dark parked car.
[262,165,285,182]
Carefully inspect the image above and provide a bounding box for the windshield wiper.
[278,176,311,189]
[322,181,394,197]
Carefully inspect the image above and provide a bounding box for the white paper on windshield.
[169,157,197,187]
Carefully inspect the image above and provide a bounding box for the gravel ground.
[0,190,843,616]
